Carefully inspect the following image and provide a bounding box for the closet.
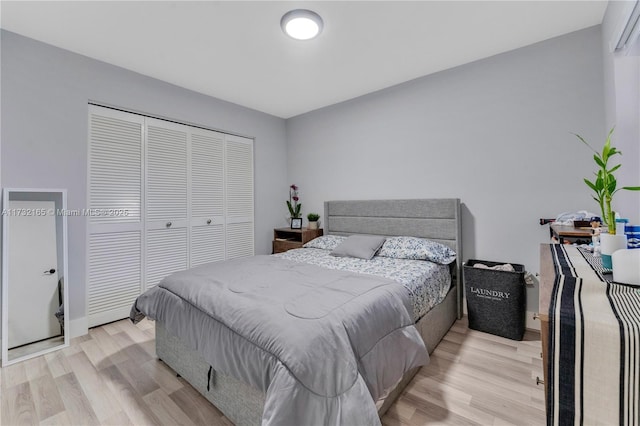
[87,105,254,327]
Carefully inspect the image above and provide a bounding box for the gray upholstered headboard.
[324,198,462,318]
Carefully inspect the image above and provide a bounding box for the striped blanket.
[548,244,640,425]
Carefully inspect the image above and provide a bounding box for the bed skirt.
[155,285,458,425]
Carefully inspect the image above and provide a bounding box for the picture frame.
[290,218,302,229]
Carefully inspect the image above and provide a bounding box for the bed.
[132,198,462,425]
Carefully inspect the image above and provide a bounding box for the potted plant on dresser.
[307,213,320,230]
[575,127,640,269]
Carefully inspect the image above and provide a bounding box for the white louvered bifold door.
[87,106,144,327]
[145,118,189,289]
[225,135,254,259]
[190,128,225,267]
[88,107,256,328]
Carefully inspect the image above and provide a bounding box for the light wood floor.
[1,317,546,425]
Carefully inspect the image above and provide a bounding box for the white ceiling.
[1,1,608,118]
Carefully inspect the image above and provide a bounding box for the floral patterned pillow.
[303,235,347,251]
[378,236,457,265]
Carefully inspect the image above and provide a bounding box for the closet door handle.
[166,222,172,228]
[44,268,56,275]
[207,219,212,225]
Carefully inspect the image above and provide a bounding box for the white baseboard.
[526,310,541,331]
[68,311,539,338]
[69,316,88,339]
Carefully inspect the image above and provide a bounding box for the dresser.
[539,244,640,424]
[549,224,593,244]
[537,244,553,401]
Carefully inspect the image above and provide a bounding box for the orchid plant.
[575,127,640,234]
[287,184,302,218]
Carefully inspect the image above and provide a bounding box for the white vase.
[600,233,627,270]
[612,249,640,286]
[308,221,318,230]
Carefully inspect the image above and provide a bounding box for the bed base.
[377,283,457,417]
[156,284,457,425]
[156,322,265,425]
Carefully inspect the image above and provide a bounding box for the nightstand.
[272,228,323,254]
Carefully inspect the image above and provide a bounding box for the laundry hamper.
[463,259,526,340]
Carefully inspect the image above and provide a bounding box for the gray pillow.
[330,235,386,260]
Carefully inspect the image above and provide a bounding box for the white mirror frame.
[2,188,69,366]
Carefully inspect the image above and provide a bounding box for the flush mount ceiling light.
[281,9,323,40]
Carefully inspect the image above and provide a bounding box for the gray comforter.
[131,255,428,425]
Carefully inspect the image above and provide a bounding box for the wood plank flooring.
[1,317,546,425]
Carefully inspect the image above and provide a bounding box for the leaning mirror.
[2,188,69,366]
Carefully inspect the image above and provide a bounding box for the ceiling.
[1,1,608,118]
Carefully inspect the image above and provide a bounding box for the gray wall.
[601,1,640,224]
[1,30,288,326]
[286,26,607,313]
[1,24,620,325]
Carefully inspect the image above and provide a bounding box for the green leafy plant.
[286,184,302,218]
[575,127,640,234]
[307,213,320,222]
